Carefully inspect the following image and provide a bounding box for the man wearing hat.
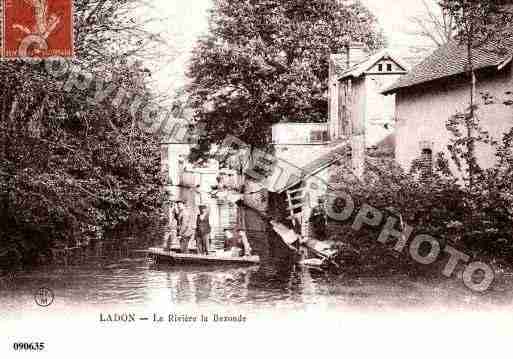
[173,200,194,253]
[309,197,327,240]
[195,204,211,255]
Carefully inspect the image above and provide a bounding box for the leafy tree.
[439,1,512,186]
[0,0,167,270]
[435,0,513,237]
[187,0,385,160]
[407,0,454,56]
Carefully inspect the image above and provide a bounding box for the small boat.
[146,247,260,266]
[300,258,329,273]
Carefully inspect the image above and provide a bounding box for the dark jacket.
[196,213,211,236]
[309,205,327,239]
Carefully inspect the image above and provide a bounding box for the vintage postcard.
[2,0,513,357]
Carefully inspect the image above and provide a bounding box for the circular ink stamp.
[34,287,54,307]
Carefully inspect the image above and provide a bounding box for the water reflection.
[1,256,513,312]
[147,264,262,307]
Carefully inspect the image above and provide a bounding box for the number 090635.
[13,342,45,351]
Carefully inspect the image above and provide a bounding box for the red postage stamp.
[2,0,74,58]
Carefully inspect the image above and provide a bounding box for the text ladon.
[99,313,137,322]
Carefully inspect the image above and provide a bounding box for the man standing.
[174,200,194,253]
[309,198,327,240]
[195,205,211,255]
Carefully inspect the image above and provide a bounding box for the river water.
[2,252,513,314]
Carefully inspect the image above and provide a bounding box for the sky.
[143,0,437,97]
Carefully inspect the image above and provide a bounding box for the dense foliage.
[0,0,165,272]
[187,0,385,161]
[326,95,513,277]
[440,0,513,47]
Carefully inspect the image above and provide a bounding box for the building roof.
[382,40,513,95]
[279,139,350,193]
[338,49,409,80]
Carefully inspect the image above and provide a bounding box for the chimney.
[346,42,367,69]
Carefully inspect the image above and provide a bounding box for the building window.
[378,63,383,72]
[387,63,393,72]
